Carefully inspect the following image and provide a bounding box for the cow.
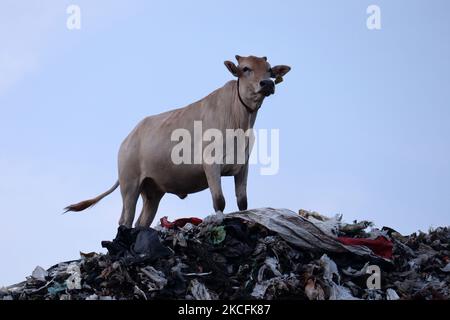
[65,55,291,228]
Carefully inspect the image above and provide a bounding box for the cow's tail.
[64,180,120,213]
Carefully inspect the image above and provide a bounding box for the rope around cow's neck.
[237,79,257,114]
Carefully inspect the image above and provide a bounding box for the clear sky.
[1,0,449,286]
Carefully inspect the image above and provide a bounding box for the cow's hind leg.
[118,179,141,228]
[135,191,164,228]
[135,179,164,228]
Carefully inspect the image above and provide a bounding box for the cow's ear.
[271,65,291,78]
[224,60,241,77]
[270,65,291,84]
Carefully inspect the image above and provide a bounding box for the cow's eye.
[242,67,252,73]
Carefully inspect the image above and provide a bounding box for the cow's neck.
[236,79,260,114]
[230,80,259,130]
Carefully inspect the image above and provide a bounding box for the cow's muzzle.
[259,80,275,97]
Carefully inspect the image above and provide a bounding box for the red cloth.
[160,216,203,229]
[338,236,393,259]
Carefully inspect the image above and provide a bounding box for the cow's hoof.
[201,211,225,226]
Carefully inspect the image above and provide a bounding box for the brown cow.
[65,55,291,227]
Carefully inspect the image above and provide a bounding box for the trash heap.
[2,208,449,300]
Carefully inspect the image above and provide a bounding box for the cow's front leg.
[234,165,248,211]
[204,164,225,213]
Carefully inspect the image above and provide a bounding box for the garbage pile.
[1,208,449,300]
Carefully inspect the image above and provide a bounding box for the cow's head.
[224,55,291,109]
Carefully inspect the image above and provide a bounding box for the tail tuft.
[64,199,98,213]
[64,180,119,214]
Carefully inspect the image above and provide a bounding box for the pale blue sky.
[1,0,449,285]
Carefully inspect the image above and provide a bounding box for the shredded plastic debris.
[338,236,393,259]
[208,226,227,245]
[2,208,449,300]
[31,266,48,282]
[160,216,203,229]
